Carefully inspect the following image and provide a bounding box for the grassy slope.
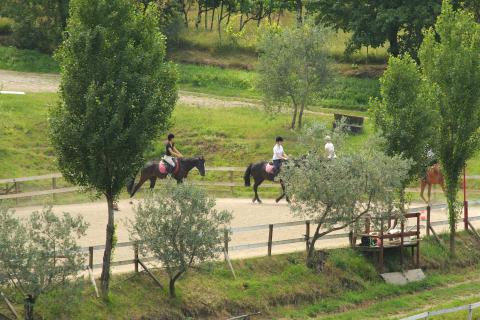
[0,45,380,111]
[3,92,480,202]
[0,92,332,178]
[1,233,479,319]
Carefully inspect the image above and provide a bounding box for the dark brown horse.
[244,161,289,204]
[127,157,206,197]
[420,163,445,204]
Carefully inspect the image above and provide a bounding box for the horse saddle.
[265,163,276,175]
[159,159,180,175]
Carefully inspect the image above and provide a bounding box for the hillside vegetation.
[1,232,479,319]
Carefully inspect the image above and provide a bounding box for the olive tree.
[419,0,480,256]
[50,0,177,295]
[282,134,411,267]
[0,207,88,320]
[129,183,232,298]
[370,55,437,206]
[257,23,332,129]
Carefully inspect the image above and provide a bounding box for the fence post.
[305,221,310,252]
[268,224,273,256]
[464,200,469,231]
[365,215,371,234]
[14,181,18,205]
[379,218,384,273]
[224,229,229,260]
[426,205,431,237]
[52,177,57,202]
[134,243,139,273]
[88,246,93,270]
[229,170,234,195]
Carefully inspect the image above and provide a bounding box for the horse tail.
[244,164,252,187]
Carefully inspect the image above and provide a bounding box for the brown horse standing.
[420,163,445,204]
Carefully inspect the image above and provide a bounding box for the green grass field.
[1,232,479,319]
[0,45,380,111]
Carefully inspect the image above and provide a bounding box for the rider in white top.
[273,136,288,173]
[324,135,336,159]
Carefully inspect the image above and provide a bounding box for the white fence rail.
[401,301,480,320]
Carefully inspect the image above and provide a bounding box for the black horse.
[127,157,206,197]
[244,161,289,204]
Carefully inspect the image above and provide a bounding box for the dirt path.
[0,69,333,116]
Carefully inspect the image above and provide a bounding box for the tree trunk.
[446,181,458,258]
[100,194,115,296]
[169,278,176,298]
[24,295,35,320]
[218,2,224,41]
[182,1,189,28]
[295,0,303,26]
[210,6,215,31]
[195,5,202,30]
[297,103,306,129]
[205,6,208,30]
[387,26,400,56]
[290,103,298,130]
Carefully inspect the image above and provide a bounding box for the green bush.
[0,17,13,35]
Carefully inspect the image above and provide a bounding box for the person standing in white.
[272,136,288,174]
[324,135,336,159]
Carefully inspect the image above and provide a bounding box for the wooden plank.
[138,259,163,289]
[229,242,269,251]
[0,187,79,200]
[1,291,19,319]
[271,238,305,246]
[0,173,63,184]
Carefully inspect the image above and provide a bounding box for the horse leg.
[253,180,263,204]
[428,184,432,206]
[149,177,157,189]
[420,180,428,203]
[276,180,287,203]
[130,173,149,197]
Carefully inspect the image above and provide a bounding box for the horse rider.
[422,147,438,180]
[164,133,183,173]
[324,135,336,159]
[273,136,289,175]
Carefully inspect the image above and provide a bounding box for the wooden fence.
[0,167,273,201]
[2,168,480,201]
[401,301,480,320]
[82,203,480,271]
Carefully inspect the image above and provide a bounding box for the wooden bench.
[355,212,421,273]
[333,113,364,134]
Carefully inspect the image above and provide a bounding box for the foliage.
[6,234,480,319]
[419,0,480,256]
[257,23,333,129]
[0,17,13,35]
[0,45,59,73]
[129,183,232,297]
[309,0,442,60]
[2,0,69,53]
[50,0,178,295]
[0,206,88,319]
[370,55,437,185]
[282,132,411,266]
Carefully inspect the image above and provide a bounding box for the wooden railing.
[2,169,480,201]
[81,204,480,271]
[0,167,277,201]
